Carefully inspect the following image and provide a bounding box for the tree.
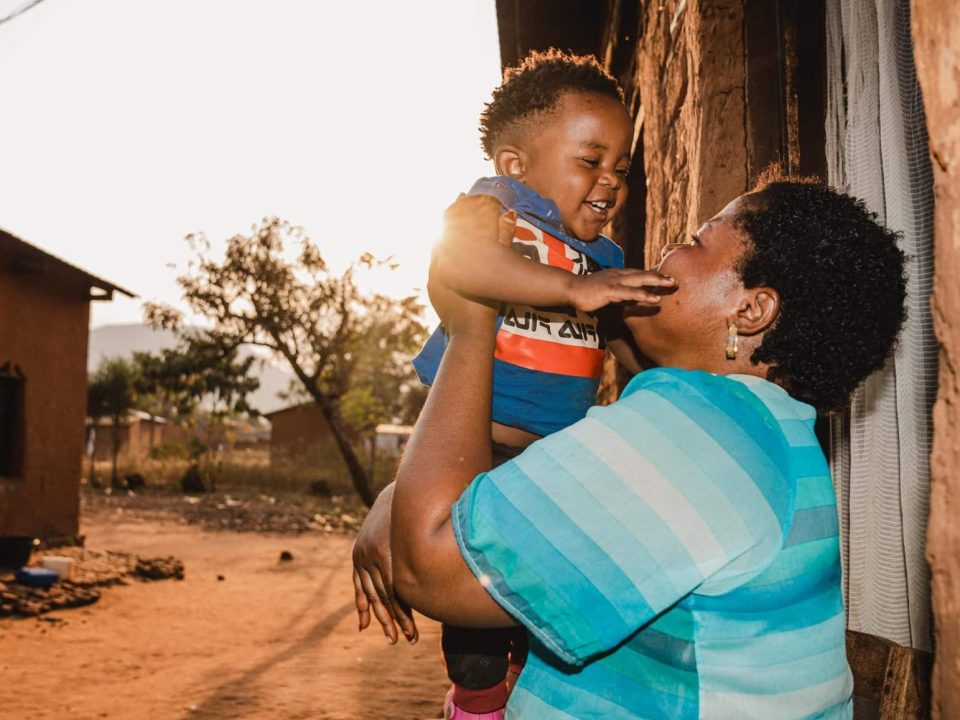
[133,344,261,451]
[86,370,108,486]
[131,351,183,452]
[87,358,138,487]
[146,217,427,507]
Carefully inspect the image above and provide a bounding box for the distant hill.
[88,324,295,415]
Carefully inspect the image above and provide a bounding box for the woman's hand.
[352,484,418,644]
[430,195,502,334]
[440,192,513,247]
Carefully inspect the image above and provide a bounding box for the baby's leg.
[441,437,534,718]
[442,625,515,690]
[442,625,515,717]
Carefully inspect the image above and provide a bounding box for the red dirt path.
[0,508,447,720]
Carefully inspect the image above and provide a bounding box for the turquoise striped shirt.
[452,368,853,719]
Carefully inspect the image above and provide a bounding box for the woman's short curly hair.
[479,49,624,158]
[735,168,907,411]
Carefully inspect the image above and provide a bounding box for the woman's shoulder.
[621,368,810,417]
[609,368,802,547]
[615,368,803,460]
[621,367,756,401]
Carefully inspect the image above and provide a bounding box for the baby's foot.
[444,687,506,720]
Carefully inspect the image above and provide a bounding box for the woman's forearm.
[391,323,492,577]
[390,314,512,626]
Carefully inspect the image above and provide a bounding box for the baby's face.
[520,92,633,240]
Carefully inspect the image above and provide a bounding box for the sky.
[0,0,502,328]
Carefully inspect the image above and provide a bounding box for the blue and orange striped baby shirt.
[413,176,624,437]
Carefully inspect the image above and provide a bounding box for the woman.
[353,172,906,719]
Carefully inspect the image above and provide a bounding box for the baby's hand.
[569,269,676,313]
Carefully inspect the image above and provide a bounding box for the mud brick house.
[265,402,335,465]
[86,411,183,463]
[0,230,132,541]
[496,0,959,713]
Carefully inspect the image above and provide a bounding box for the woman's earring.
[725,323,738,360]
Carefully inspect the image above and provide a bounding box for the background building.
[265,402,335,465]
[0,230,132,541]
[86,411,182,463]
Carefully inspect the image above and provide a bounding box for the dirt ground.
[0,496,448,720]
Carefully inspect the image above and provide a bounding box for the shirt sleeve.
[411,325,447,387]
[451,368,796,667]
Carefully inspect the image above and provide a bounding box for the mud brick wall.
[619,0,749,267]
[597,0,750,401]
[912,1,960,715]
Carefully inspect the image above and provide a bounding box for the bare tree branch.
[0,0,49,27]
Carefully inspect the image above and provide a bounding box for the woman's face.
[625,196,753,368]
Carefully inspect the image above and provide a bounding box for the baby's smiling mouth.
[585,199,614,216]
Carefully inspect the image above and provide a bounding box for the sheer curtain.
[825,0,935,650]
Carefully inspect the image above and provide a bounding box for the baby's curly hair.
[479,49,624,158]
[735,168,907,410]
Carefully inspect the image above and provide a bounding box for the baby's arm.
[598,304,645,375]
[436,195,674,313]
[607,338,644,375]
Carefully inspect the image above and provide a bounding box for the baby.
[413,50,670,720]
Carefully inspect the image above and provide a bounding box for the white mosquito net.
[825,0,935,650]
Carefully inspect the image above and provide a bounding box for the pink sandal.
[444,687,506,720]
